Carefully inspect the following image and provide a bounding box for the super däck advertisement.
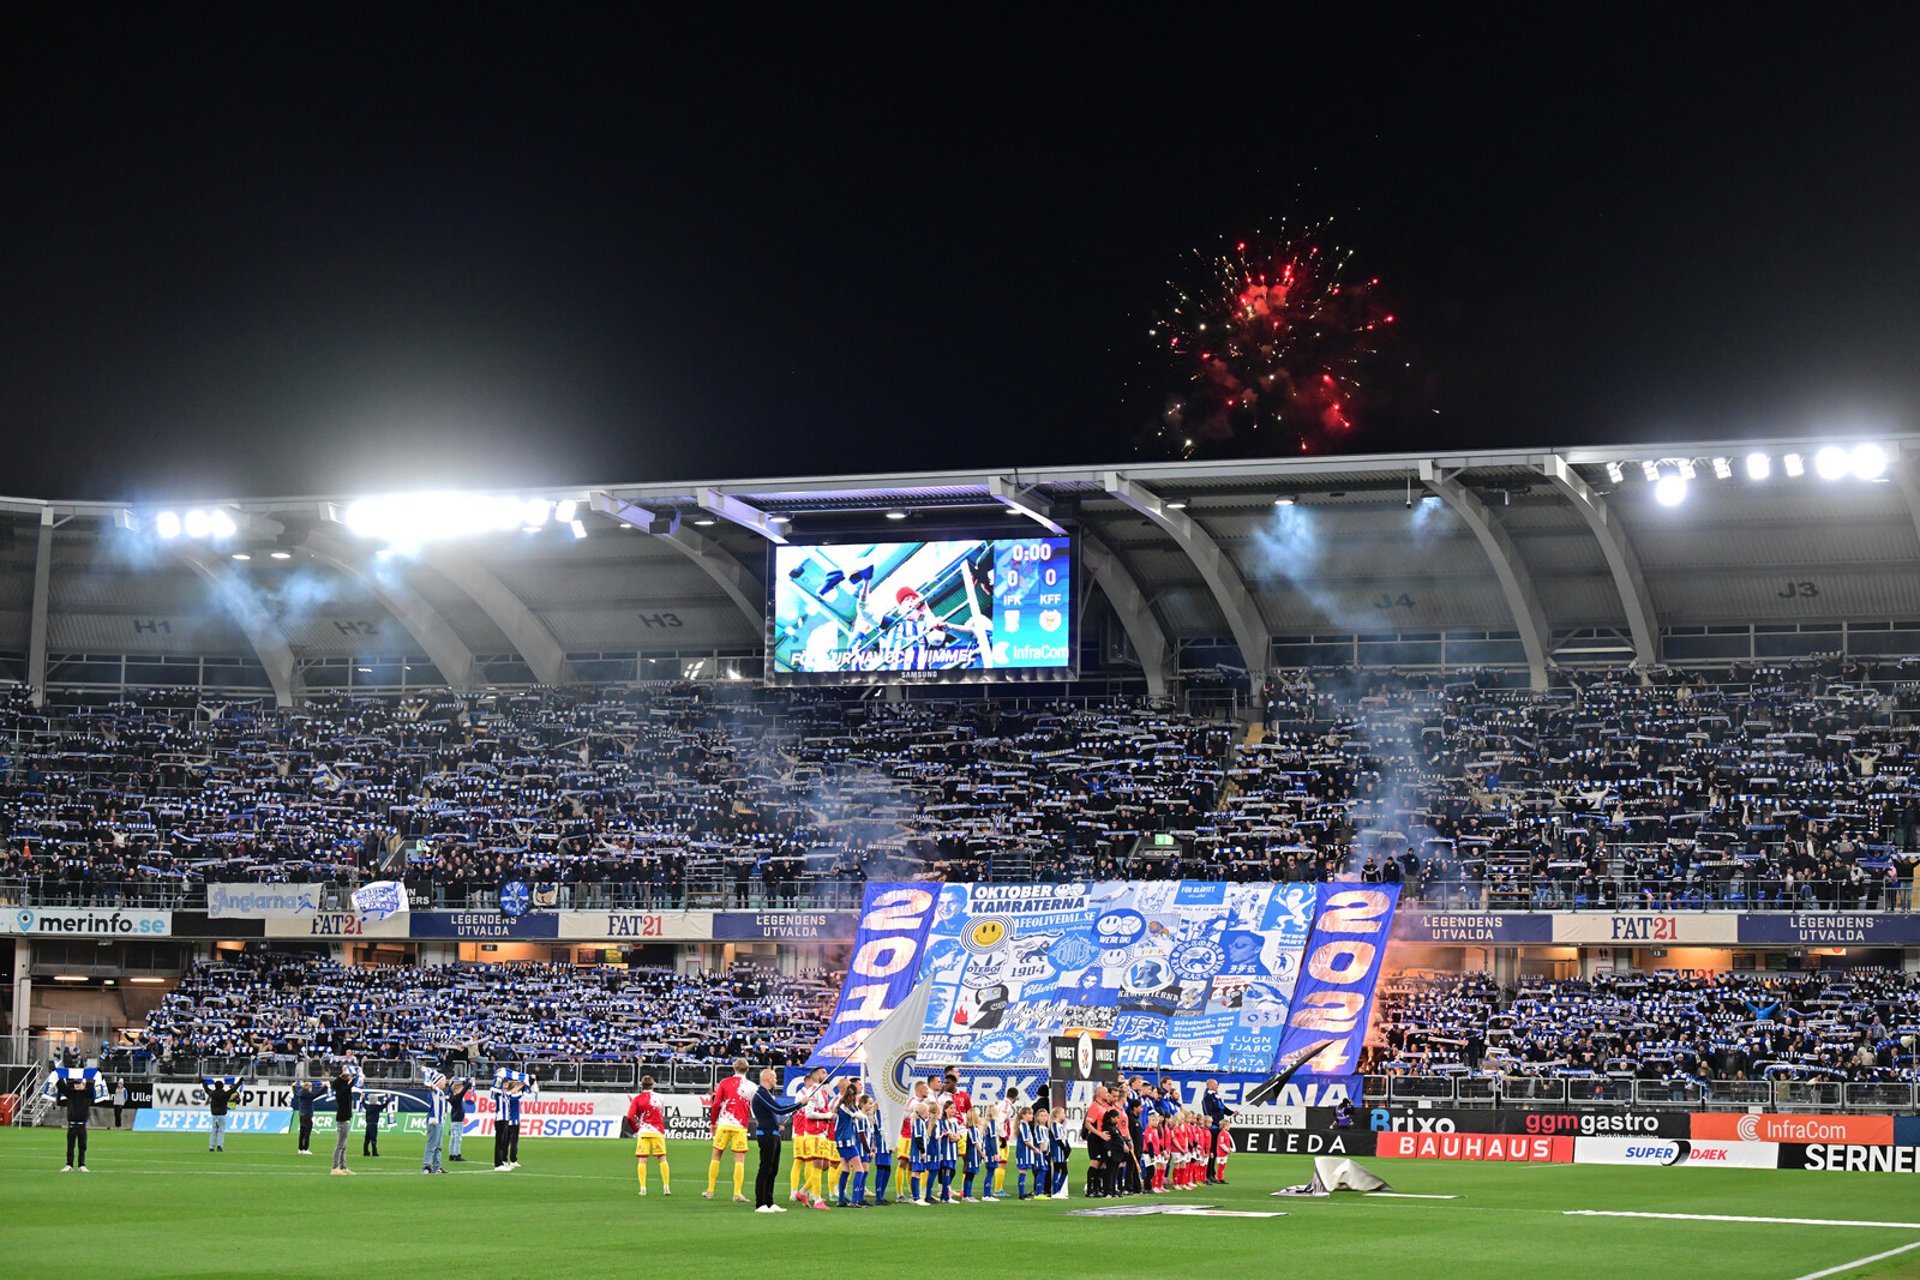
[1573,1136,1780,1169]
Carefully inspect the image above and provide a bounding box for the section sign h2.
[769,536,1074,685]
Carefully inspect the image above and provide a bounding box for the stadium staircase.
[993,847,1035,880]
[9,1060,50,1127]
[1211,723,1267,812]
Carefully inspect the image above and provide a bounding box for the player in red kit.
[627,1074,671,1196]
[942,1070,971,1121]
[705,1058,754,1202]
[1213,1120,1233,1185]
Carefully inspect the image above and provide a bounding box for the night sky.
[5,9,1917,500]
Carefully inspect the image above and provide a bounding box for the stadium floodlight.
[553,499,578,524]
[342,492,562,547]
[1814,445,1850,480]
[269,550,292,560]
[886,511,908,520]
[1783,452,1805,477]
[1677,458,1697,480]
[1851,442,1888,480]
[231,552,251,562]
[1711,457,1733,480]
[209,509,238,539]
[183,508,212,538]
[154,510,182,539]
[1604,462,1624,484]
[1639,460,1660,482]
[1654,474,1687,506]
[1164,500,1188,510]
[1746,452,1771,480]
[568,520,588,540]
[1274,496,1296,506]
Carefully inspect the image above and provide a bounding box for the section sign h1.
[769,536,1074,685]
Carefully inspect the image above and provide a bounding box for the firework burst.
[1147,219,1395,457]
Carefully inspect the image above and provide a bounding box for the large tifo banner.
[807,881,1399,1089]
[808,883,941,1064]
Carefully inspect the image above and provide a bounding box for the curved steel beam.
[419,547,574,685]
[1104,471,1269,702]
[172,547,302,707]
[988,475,1069,535]
[659,528,766,632]
[1892,456,1920,560]
[26,508,53,706]
[696,488,788,544]
[302,533,479,690]
[1080,531,1172,700]
[589,493,766,631]
[1542,454,1659,667]
[1419,462,1552,690]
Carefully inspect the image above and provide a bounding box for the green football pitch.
[4,1129,1920,1280]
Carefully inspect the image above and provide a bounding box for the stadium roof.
[3,434,1917,704]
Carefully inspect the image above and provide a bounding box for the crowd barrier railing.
[34,1061,1920,1113]
[93,1056,746,1092]
[4,873,1916,915]
[1366,1073,1914,1112]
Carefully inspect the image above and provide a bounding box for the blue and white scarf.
[46,1066,108,1102]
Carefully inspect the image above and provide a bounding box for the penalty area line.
[1565,1211,1920,1231]
[1791,1240,1920,1280]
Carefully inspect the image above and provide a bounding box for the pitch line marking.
[1565,1211,1920,1231]
[1791,1241,1920,1280]
[1366,1192,1458,1199]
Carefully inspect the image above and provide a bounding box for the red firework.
[1148,222,1394,457]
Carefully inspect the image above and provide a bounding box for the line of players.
[626,1063,1233,1208]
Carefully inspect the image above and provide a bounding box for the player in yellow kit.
[626,1075,671,1196]
[704,1059,753,1202]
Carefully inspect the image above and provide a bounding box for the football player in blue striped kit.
[1048,1106,1072,1198]
[907,1101,934,1204]
[832,1081,871,1208]
[961,1107,988,1201]
[931,1099,960,1202]
[1013,1106,1043,1199]
[869,1096,895,1205]
[979,1105,1003,1201]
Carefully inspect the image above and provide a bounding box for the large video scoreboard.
[768,535,1075,685]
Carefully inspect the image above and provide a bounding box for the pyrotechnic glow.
[1147,220,1396,457]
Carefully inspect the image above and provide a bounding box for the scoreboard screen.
[768,536,1074,686]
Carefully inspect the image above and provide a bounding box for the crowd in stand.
[1366,968,1920,1084]
[116,952,835,1070]
[1,657,1918,908]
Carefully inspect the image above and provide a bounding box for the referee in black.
[748,1068,804,1213]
